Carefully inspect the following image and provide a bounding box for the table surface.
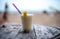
[0,24,60,39]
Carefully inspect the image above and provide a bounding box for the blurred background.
[0,0,60,27]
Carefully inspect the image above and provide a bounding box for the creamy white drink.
[21,11,33,33]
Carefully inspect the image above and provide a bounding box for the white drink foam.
[21,14,33,16]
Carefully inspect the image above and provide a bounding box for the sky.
[0,0,60,12]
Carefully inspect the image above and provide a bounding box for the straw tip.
[12,3,22,14]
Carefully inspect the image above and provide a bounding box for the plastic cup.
[21,14,33,33]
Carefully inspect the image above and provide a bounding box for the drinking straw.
[12,3,21,14]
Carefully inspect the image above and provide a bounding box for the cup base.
[22,30,31,33]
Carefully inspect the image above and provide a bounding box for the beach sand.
[0,12,60,27]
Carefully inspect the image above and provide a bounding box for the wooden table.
[0,24,60,39]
